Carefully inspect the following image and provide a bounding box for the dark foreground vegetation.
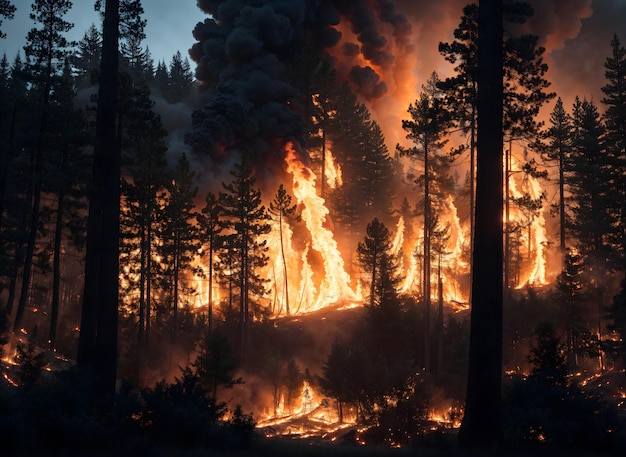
[1,312,625,456]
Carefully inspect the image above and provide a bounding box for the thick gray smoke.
[185,0,413,166]
[185,0,624,168]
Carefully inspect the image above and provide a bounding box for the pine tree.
[153,59,168,97]
[268,184,297,316]
[160,153,199,337]
[543,98,572,255]
[13,0,75,335]
[0,0,15,39]
[47,58,89,350]
[528,322,568,387]
[119,80,169,346]
[568,97,616,361]
[357,218,397,308]
[458,0,504,448]
[606,280,626,369]
[439,2,554,281]
[283,358,303,414]
[77,0,120,396]
[218,153,270,357]
[0,53,29,316]
[398,73,454,373]
[555,249,585,368]
[197,191,222,333]
[73,23,102,89]
[328,84,396,236]
[165,50,193,103]
[601,34,626,273]
[192,330,242,400]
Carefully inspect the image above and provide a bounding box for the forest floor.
[8,432,620,457]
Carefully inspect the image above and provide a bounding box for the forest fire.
[284,142,361,311]
[2,0,626,454]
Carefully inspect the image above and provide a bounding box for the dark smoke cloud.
[349,65,389,99]
[186,0,625,169]
[186,0,414,166]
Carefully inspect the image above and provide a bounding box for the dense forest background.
[1,0,626,454]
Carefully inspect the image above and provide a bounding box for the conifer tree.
[119,80,169,345]
[0,0,15,39]
[439,2,554,276]
[160,153,199,337]
[73,23,102,89]
[602,35,626,369]
[555,249,585,368]
[153,59,168,96]
[197,191,222,333]
[47,58,89,350]
[357,218,397,308]
[528,322,568,387]
[14,0,75,334]
[77,0,120,396]
[0,53,29,315]
[606,280,626,369]
[268,184,297,316]
[398,73,453,373]
[459,0,504,448]
[601,34,626,272]
[328,84,396,236]
[543,98,572,255]
[219,153,270,356]
[567,98,616,365]
[165,50,193,103]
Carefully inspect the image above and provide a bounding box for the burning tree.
[159,153,200,337]
[197,191,222,333]
[268,184,298,316]
[398,73,454,373]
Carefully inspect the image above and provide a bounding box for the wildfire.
[398,196,470,306]
[284,142,361,311]
[508,162,549,288]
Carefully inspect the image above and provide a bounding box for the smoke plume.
[186,0,625,168]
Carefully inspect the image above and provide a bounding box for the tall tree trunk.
[146,218,152,343]
[559,147,566,254]
[458,0,504,449]
[423,139,431,373]
[279,213,290,315]
[77,0,120,397]
[208,236,213,333]
[138,221,146,343]
[49,183,65,350]
[13,118,47,335]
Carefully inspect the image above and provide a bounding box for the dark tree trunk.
[49,183,65,350]
[423,139,431,373]
[458,0,504,449]
[77,0,120,397]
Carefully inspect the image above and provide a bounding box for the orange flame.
[284,142,361,311]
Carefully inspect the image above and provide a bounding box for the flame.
[508,166,549,288]
[284,142,361,310]
[324,146,343,189]
[397,196,470,306]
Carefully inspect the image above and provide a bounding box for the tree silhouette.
[458,0,504,449]
[197,191,222,333]
[77,0,120,396]
[219,153,270,357]
[398,73,453,373]
[268,184,298,316]
[0,0,15,39]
